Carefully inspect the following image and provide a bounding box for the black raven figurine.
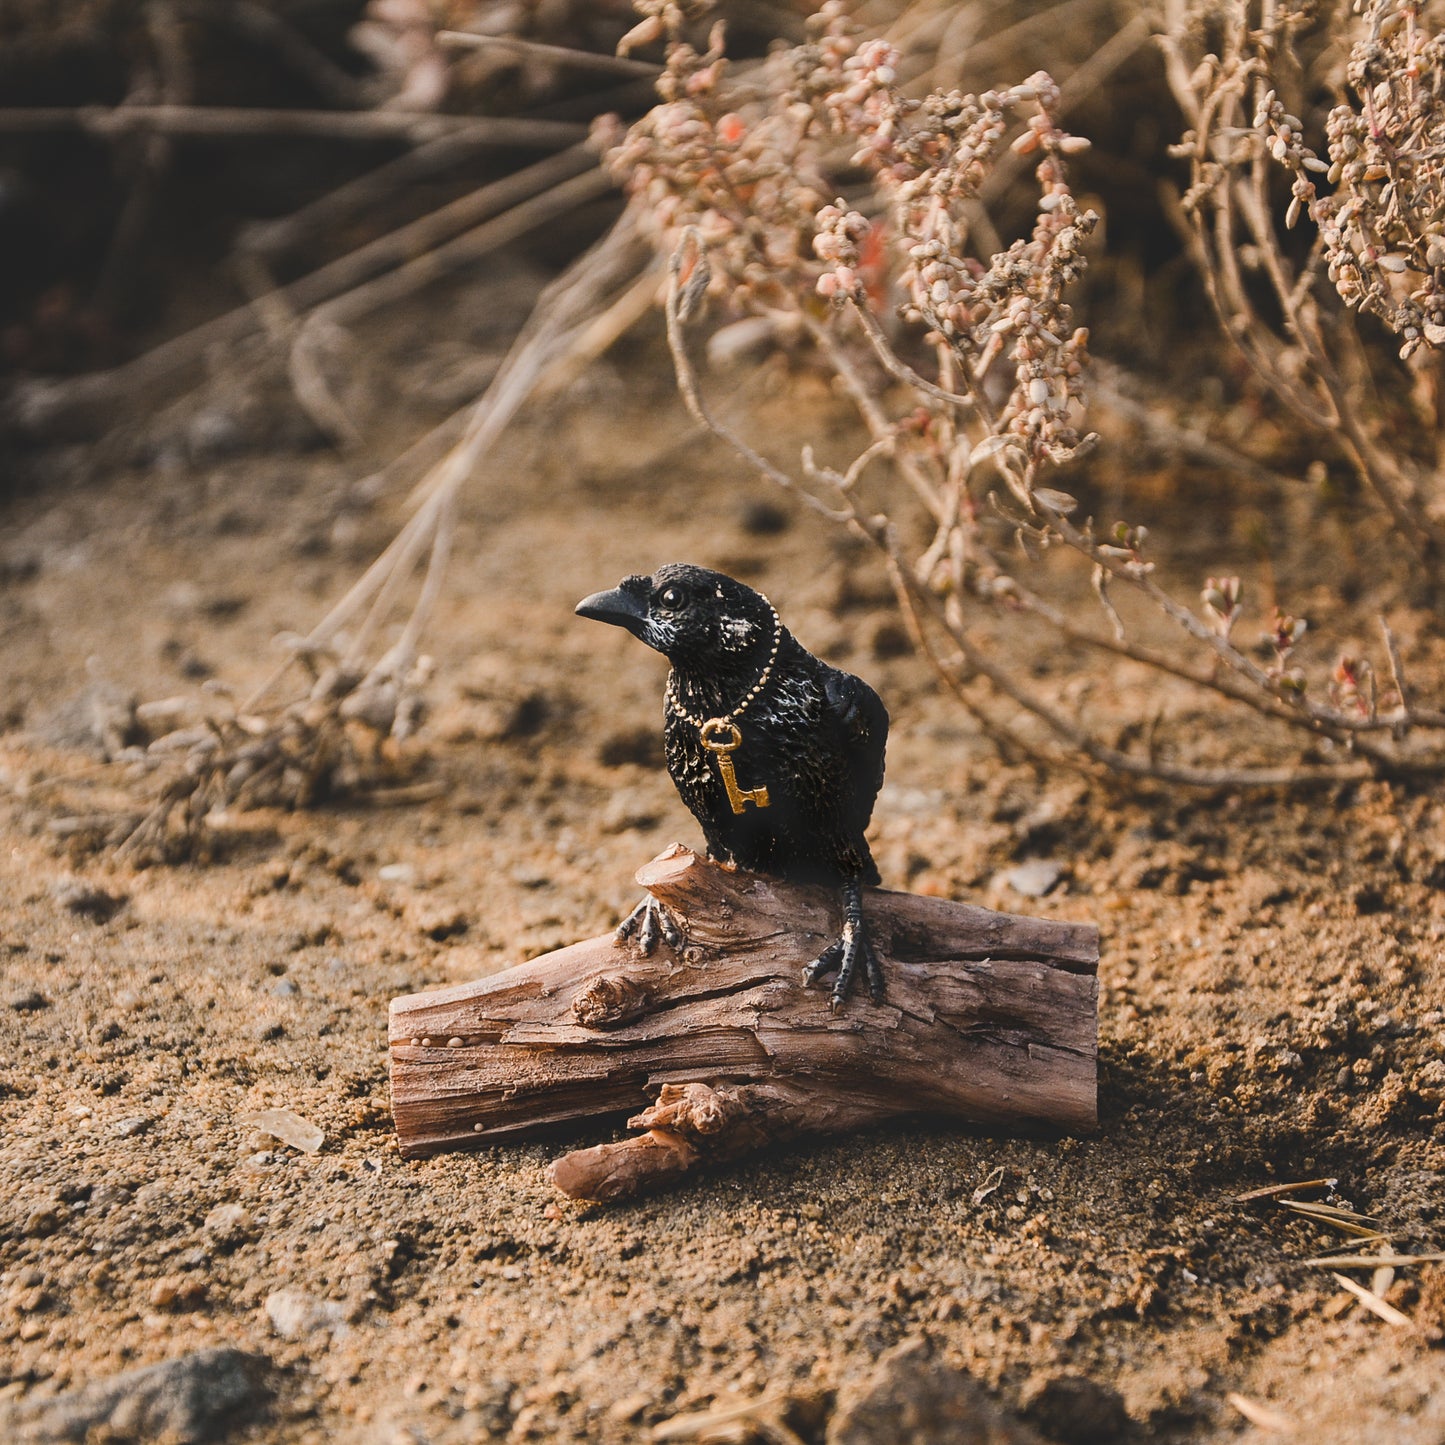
[576,563,889,1007]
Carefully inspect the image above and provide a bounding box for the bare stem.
[0,105,585,145]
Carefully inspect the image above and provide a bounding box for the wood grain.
[389,845,1099,1199]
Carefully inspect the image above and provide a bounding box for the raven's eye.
[658,586,684,609]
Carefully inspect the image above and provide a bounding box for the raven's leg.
[802,879,884,1008]
[615,895,685,955]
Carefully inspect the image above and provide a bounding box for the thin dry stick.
[0,105,585,145]
[236,132,510,258]
[312,164,614,330]
[361,405,477,513]
[244,214,647,708]
[1226,1393,1295,1434]
[1330,1273,1414,1327]
[885,533,1376,786]
[437,30,660,77]
[1235,1178,1338,1202]
[7,143,597,436]
[999,574,1403,745]
[194,0,369,108]
[663,240,1392,787]
[1303,1251,1445,1268]
[1009,481,1431,754]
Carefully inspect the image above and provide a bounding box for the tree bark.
[389,845,1099,1201]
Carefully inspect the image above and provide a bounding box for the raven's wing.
[820,666,889,868]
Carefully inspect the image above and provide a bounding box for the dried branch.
[0,105,584,145]
[6,144,599,440]
[1160,0,1445,576]
[436,30,660,78]
[610,0,1445,787]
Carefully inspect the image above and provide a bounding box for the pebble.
[378,863,417,886]
[607,1392,652,1423]
[264,1288,349,1341]
[242,1108,325,1154]
[111,1116,153,1138]
[7,988,48,1012]
[999,859,1067,898]
[22,1207,63,1239]
[51,878,127,923]
[204,1202,255,1247]
[149,1276,209,1313]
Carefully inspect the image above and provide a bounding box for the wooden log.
[388,845,1099,1200]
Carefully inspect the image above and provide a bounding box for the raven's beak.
[575,586,648,639]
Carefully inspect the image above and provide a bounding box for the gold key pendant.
[699,718,771,814]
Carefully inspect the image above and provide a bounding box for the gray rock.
[828,1338,1045,1444]
[0,1347,267,1443]
[32,680,139,761]
[51,878,127,923]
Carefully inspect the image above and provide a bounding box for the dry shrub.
[603,0,1445,786]
[1163,0,1445,571]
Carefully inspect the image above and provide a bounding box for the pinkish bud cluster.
[1329,654,1377,717]
[597,8,836,306]
[1201,575,1243,639]
[1254,1,1445,359]
[609,0,1098,544]
[812,203,870,300]
[805,49,1098,471]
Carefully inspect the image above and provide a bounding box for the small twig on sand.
[1226,1393,1295,1434]
[1331,1273,1413,1328]
[1304,1252,1445,1268]
[1234,1178,1338,1203]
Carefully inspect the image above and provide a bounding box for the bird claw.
[804,929,884,1009]
[615,895,685,956]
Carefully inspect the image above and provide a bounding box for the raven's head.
[576,564,777,675]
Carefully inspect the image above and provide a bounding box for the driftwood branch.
[389,846,1099,1201]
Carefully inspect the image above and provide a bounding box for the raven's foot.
[615,894,685,956]
[802,880,884,1009]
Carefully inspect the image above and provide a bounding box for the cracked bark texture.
[389,845,1099,1200]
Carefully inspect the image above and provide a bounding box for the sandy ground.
[1,266,1444,1444]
